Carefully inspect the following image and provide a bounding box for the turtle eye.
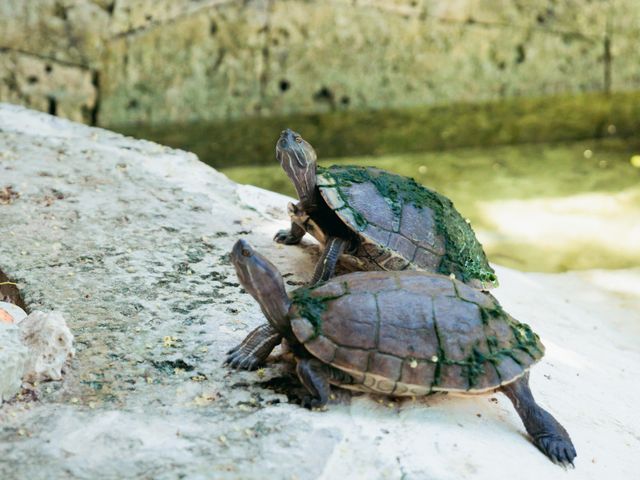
[295,136,302,143]
[241,249,252,257]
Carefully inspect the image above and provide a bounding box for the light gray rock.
[19,311,75,383]
[0,324,28,402]
[0,104,638,479]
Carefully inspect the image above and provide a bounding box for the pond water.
[221,138,640,273]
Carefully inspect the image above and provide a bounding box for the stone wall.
[0,0,638,127]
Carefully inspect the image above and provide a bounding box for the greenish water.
[113,91,640,168]
[222,138,640,273]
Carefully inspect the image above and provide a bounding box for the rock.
[19,311,75,383]
[0,104,638,479]
[0,302,27,324]
[0,324,28,402]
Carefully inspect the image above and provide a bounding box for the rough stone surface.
[20,311,75,383]
[0,1,639,125]
[0,324,28,402]
[1,105,639,479]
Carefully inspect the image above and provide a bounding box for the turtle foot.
[535,435,576,467]
[224,324,282,371]
[274,229,302,245]
[301,394,327,410]
[225,348,262,371]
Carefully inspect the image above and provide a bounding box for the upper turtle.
[275,129,497,289]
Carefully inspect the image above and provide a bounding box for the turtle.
[226,128,497,370]
[227,239,577,466]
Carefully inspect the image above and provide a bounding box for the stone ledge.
[0,104,638,479]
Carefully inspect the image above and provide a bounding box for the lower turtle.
[228,239,577,466]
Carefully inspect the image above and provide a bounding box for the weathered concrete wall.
[0,0,639,127]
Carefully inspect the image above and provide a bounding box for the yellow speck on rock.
[163,336,177,348]
[256,368,266,378]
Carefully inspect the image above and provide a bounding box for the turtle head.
[231,239,291,334]
[276,129,318,207]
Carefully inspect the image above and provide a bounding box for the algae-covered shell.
[290,271,543,394]
[315,166,497,288]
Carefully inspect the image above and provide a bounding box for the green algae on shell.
[318,165,497,286]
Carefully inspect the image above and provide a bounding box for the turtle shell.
[290,271,543,395]
[315,165,497,288]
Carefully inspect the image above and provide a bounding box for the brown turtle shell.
[290,271,543,395]
[312,166,497,289]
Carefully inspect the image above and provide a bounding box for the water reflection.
[222,139,640,272]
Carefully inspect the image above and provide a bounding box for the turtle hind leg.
[501,373,576,467]
[296,358,354,409]
[296,358,331,409]
[274,220,306,245]
[225,324,281,370]
[310,236,348,284]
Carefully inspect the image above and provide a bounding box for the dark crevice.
[515,44,526,64]
[0,269,26,311]
[603,18,612,94]
[47,96,58,116]
[279,79,290,92]
[90,70,100,125]
[313,86,336,109]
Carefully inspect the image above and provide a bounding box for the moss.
[431,302,543,389]
[479,303,505,325]
[321,165,496,285]
[290,283,348,338]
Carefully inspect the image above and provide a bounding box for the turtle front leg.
[501,373,577,466]
[274,202,306,245]
[310,237,348,284]
[225,324,282,370]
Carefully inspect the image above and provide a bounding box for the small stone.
[430,355,439,363]
[409,358,418,368]
[583,149,593,159]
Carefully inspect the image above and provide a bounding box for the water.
[222,138,640,273]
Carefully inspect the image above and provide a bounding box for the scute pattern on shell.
[291,271,543,394]
[316,166,497,287]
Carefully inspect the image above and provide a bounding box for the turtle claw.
[225,350,261,371]
[535,435,576,466]
[301,395,326,410]
[274,229,302,245]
